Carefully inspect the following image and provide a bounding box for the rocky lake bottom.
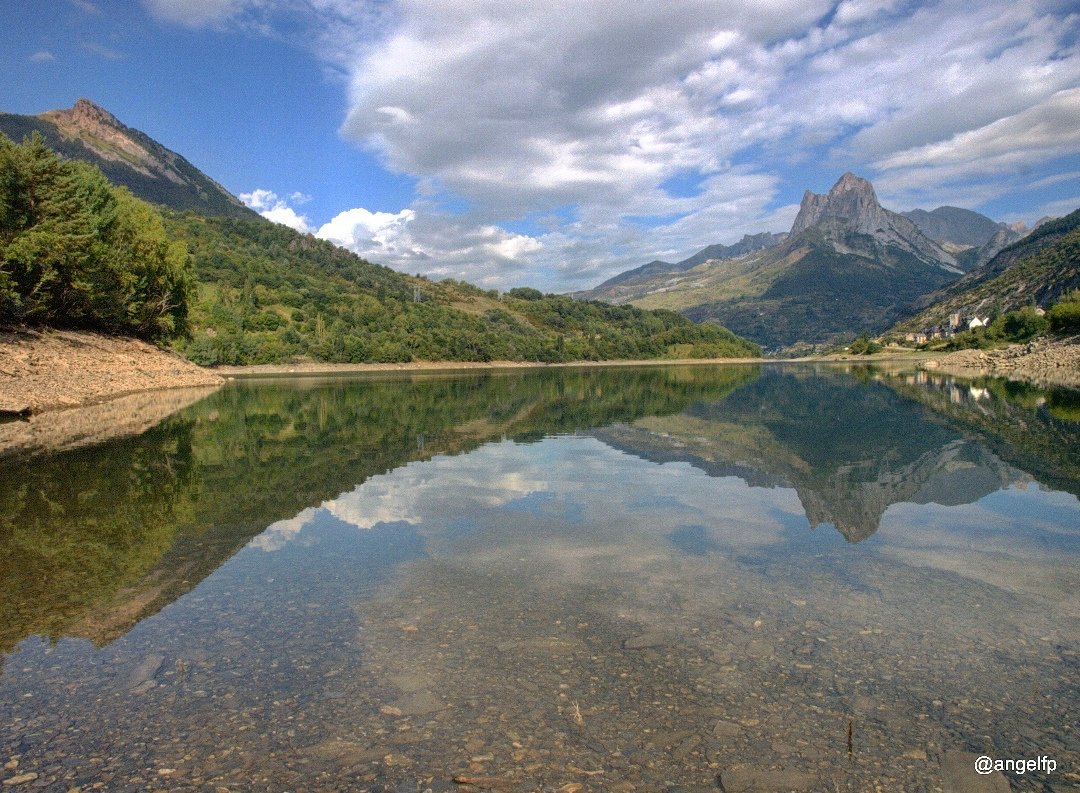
[1,365,1077,792]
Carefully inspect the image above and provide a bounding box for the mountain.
[583,232,787,298]
[892,208,1080,333]
[2,99,760,364]
[0,98,254,218]
[581,173,966,351]
[790,172,959,270]
[902,206,1010,248]
[901,206,1026,270]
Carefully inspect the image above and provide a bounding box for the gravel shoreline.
[0,328,224,416]
[920,335,1080,389]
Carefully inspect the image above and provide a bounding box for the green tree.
[0,132,192,341]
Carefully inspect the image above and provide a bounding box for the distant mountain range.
[0,98,254,219]
[577,173,1046,351]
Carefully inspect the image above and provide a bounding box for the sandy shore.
[0,328,224,416]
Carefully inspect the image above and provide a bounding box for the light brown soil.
[0,328,224,415]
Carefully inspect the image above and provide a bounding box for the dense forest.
[1,129,760,364]
[0,132,193,341]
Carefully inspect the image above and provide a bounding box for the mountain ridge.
[891,208,1080,333]
[0,98,254,219]
[580,172,970,351]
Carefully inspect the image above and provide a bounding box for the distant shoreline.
[211,350,937,378]
[213,357,767,378]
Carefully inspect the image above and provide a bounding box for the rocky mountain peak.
[70,98,122,128]
[789,172,958,271]
[0,100,253,217]
[791,172,884,237]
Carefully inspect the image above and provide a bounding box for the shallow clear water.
[1,365,1078,791]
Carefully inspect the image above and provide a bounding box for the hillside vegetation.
[0,132,193,341]
[1,127,760,365]
[167,212,760,365]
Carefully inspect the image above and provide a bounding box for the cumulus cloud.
[219,0,1078,290]
[240,188,314,232]
[328,0,1078,287]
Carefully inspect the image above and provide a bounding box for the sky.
[3,0,1079,292]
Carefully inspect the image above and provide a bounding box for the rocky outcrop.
[923,335,1080,389]
[0,99,254,218]
[41,98,186,184]
[790,173,959,271]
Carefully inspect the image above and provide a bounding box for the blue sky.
[3,0,1079,292]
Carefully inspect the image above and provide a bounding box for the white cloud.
[212,0,1079,290]
[328,0,1079,288]
[29,51,55,62]
[240,188,314,232]
[316,206,418,256]
[141,0,259,27]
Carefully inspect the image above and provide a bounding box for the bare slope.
[0,328,223,415]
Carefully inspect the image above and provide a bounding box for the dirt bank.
[920,335,1080,389]
[0,328,224,416]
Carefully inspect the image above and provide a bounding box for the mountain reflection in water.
[0,365,1077,791]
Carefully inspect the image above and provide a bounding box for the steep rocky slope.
[0,99,253,218]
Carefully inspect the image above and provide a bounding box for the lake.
[1,364,1078,792]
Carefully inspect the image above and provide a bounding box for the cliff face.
[574,173,969,350]
[789,172,959,272]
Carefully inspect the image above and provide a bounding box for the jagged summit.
[69,97,122,126]
[791,172,882,236]
[789,172,959,272]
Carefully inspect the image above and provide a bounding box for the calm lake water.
[1,365,1078,792]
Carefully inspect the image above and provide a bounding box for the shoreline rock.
[0,327,224,416]
[920,335,1080,389]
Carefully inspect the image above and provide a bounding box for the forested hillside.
[0,133,193,341]
[1,128,759,364]
[168,212,760,364]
